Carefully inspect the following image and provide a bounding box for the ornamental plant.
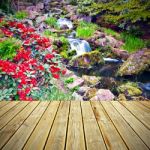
[15,11,28,20]
[0,17,67,101]
[0,38,22,60]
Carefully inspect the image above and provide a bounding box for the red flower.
[45,54,54,59]
[1,28,13,37]
[52,73,60,79]
[61,69,67,75]
[50,66,60,73]
[38,65,45,71]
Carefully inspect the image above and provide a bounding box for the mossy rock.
[118,49,150,76]
[69,51,104,68]
[118,82,142,96]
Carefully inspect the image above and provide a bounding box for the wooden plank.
[0,102,29,130]
[0,101,39,149]
[66,101,85,150]
[101,101,148,150]
[0,101,19,117]
[140,101,150,109]
[45,101,70,150]
[0,101,10,109]
[23,101,60,150]
[2,102,49,150]
[121,101,150,129]
[112,101,150,148]
[91,101,127,150]
[81,101,106,150]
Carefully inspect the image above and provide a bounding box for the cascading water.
[57,18,73,29]
[68,38,92,55]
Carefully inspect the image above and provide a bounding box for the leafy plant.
[121,33,146,53]
[31,86,73,100]
[0,38,22,60]
[15,11,28,20]
[65,77,74,84]
[45,17,57,28]
[43,30,58,37]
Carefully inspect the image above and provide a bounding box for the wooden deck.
[0,101,150,150]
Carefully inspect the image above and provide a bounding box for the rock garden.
[0,0,150,101]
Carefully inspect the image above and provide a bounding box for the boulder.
[69,51,104,68]
[82,75,101,86]
[67,78,84,90]
[118,49,150,76]
[112,48,129,60]
[77,86,90,96]
[118,82,142,96]
[83,88,98,100]
[72,92,83,101]
[118,94,127,101]
[90,89,115,101]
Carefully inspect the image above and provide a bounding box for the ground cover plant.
[0,17,67,101]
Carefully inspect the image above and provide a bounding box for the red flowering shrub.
[0,17,66,101]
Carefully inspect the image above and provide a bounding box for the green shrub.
[15,11,28,20]
[121,33,146,53]
[0,38,22,60]
[31,86,73,100]
[45,17,57,28]
[76,21,98,38]
[65,77,74,84]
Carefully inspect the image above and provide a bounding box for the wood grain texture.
[81,101,106,150]
[66,101,85,150]
[0,102,29,130]
[2,102,49,150]
[45,101,70,150]
[23,101,60,150]
[121,101,150,129]
[0,101,149,150]
[101,101,149,150]
[0,101,39,149]
[91,101,127,150]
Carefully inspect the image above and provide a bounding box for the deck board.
[0,101,149,150]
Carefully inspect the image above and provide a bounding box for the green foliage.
[76,21,98,38]
[65,77,74,84]
[31,86,73,100]
[121,33,146,53]
[77,0,150,30]
[0,38,22,60]
[0,75,17,100]
[71,86,80,92]
[15,11,28,20]
[43,30,58,37]
[0,19,7,27]
[45,17,57,28]
[103,28,120,39]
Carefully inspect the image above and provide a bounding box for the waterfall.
[57,18,73,29]
[68,38,92,56]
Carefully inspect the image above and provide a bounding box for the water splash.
[57,18,73,29]
[68,38,92,55]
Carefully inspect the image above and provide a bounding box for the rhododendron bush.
[0,17,66,101]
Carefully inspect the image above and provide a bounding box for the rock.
[69,51,104,68]
[112,48,129,60]
[28,11,40,19]
[118,82,142,96]
[90,89,115,101]
[36,2,44,11]
[82,75,101,86]
[95,77,117,90]
[67,78,84,90]
[72,92,83,101]
[77,86,90,96]
[118,49,150,76]
[36,16,47,24]
[118,94,127,101]
[83,88,98,100]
